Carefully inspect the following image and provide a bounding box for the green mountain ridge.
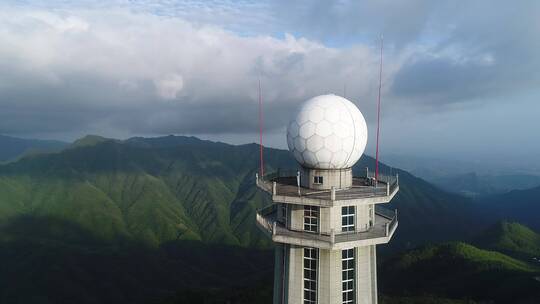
[0,135,479,250]
[70,134,117,148]
[0,137,286,247]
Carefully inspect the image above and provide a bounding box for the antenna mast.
[258,77,264,177]
[375,36,383,182]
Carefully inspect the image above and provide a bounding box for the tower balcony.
[255,204,398,250]
[255,170,399,207]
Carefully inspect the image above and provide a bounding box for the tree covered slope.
[475,221,540,260]
[475,186,540,231]
[0,135,480,249]
[380,242,540,303]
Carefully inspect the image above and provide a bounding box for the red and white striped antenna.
[375,35,383,181]
[258,77,264,177]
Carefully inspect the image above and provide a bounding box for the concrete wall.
[318,249,342,304]
[289,204,304,231]
[287,245,304,304]
[300,167,353,190]
[273,245,286,304]
[280,245,377,304]
[356,204,371,232]
[356,246,374,304]
[370,245,378,304]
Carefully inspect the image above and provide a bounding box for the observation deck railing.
[255,168,399,203]
[255,204,398,247]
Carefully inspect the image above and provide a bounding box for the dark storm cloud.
[117,99,295,135]
[391,57,497,104]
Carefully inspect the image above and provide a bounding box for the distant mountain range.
[433,172,540,197]
[0,134,67,162]
[382,153,540,197]
[474,186,540,231]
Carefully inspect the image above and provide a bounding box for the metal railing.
[255,204,277,235]
[375,205,397,219]
[256,170,399,202]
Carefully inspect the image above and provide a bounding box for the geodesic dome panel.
[286,94,368,169]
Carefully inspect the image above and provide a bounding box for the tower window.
[313,176,323,184]
[279,203,287,225]
[304,247,318,304]
[342,248,355,304]
[304,205,319,233]
[342,206,355,232]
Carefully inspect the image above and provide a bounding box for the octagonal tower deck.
[256,171,399,207]
[255,170,399,249]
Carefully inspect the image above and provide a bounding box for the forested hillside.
[0,135,535,303]
[0,135,479,250]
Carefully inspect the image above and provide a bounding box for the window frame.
[342,248,355,304]
[304,247,318,304]
[341,206,355,232]
[304,205,319,233]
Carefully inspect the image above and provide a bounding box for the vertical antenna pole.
[375,35,383,182]
[258,77,264,177]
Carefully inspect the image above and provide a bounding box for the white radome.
[286,94,368,169]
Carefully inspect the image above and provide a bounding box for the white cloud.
[0,5,396,137]
[154,73,184,99]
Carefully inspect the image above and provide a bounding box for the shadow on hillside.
[0,215,274,304]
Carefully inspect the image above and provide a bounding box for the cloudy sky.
[1,0,539,170]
